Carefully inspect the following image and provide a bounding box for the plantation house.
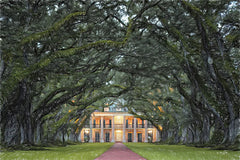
[80,106,160,143]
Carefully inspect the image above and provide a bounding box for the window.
[105,132,110,142]
[128,133,132,142]
[138,133,142,142]
[116,108,122,111]
[95,132,100,142]
[109,119,112,128]
[104,107,109,112]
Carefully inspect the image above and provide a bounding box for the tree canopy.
[0,0,239,149]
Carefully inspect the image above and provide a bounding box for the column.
[122,116,126,142]
[100,116,104,142]
[78,129,82,142]
[89,117,93,142]
[134,118,137,142]
[144,120,148,142]
[111,116,115,142]
[156,129,159,142]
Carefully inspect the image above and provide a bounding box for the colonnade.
[88,116,158,142]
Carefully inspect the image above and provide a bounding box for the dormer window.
[116,108,122,111]
[104,107,109,112]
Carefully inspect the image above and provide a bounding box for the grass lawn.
[124,143,240,160]
[0,143,113,160]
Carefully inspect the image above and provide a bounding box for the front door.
[128,133,132,142]
[138,133,142,142]
[105,132,110,142]
[116,131,122,141]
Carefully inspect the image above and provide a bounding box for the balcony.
[92,124,112,128]
[114,124,123,129]
[93,124,100,128]
[88,123,154,129]
[104,124,112,129]
[126,125,144,128]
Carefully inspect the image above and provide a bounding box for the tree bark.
[200,115,210,144]
[1,81,35,146]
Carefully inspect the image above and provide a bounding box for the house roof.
[92,111,133,117]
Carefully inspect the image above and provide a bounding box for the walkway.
[95,143,146,160]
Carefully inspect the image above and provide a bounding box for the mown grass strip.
[1,143,113,160]
[124,143,240,160]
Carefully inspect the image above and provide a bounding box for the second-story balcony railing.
[125,123,145,128]
[93,124,112,128]
[104,124,112,129]
[114,124,126,129]
[136,124,145,128]
[93,124,100,128]
[89,124,154,129]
